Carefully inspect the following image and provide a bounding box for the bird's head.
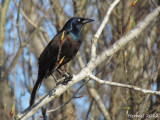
[63,17,94,31]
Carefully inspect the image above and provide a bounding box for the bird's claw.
[61,73,73,85]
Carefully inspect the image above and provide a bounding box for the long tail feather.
[30,77,43,106]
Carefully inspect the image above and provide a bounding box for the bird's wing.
[37,30,68,78]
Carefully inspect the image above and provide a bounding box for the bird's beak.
[82,18,95,24]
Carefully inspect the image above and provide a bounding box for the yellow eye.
[78,19,81,22]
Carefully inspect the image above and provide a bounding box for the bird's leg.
[57,68,71,78]
[56,68,73,85]
[56,68,63,75]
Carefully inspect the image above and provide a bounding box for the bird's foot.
[55,69,73,85]
[61,73,73,85]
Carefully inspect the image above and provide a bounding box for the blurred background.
[0,0,160,119]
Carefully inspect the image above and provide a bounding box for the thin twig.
[91,0,120,58]
[96,55,113,75]
[12,0,45,33]
[89,74,160,96]
[151,0,158,8]
[89,87,111,120]
[16,0,23,46]
[47,80,90,113]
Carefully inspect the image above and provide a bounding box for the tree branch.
[89,74,160,95]
[91,0,120,58]
[12,0,45,33]
[89,88,111,120]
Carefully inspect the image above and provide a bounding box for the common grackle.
[30,17,94,106]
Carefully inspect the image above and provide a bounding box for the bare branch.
[89,74,160,95]
[91,0,120,58]
[16,0,23,46]
[89,88,111,120]
[12,0,45,33]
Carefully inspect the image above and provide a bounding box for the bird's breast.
[62,39,80,56]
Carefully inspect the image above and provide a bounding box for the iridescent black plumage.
[29,17,94,106]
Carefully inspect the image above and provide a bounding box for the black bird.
[30,17,94,106]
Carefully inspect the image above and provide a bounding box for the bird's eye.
[78,19,81,22]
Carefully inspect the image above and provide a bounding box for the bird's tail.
[30,77,43,106]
